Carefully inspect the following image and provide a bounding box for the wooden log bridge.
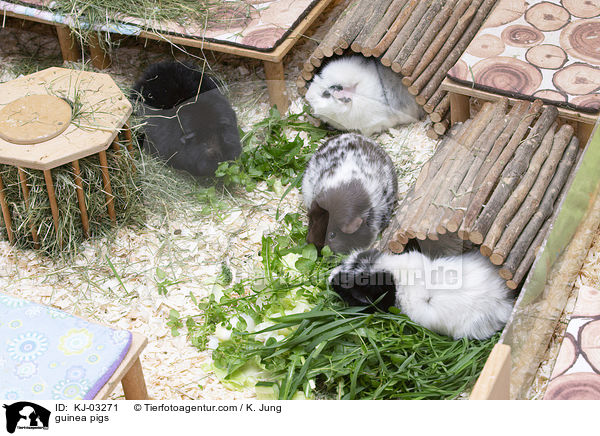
[380,98,580,290]
[296,0,497,138]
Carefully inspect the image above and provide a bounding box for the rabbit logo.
[3,402,50,433]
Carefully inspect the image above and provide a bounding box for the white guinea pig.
[329,249,514,340]
[306,56,423,136]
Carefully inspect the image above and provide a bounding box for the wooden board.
[0,67,131,170]
[442,77,598,125]
[470,344,511,400]
[3,0,336,64]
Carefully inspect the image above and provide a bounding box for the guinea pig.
[329,249,514,340]
[305,56,423,136]
[302,133,398,253]
[132,60,241,178]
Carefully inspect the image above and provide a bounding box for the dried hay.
[0,144,142,254]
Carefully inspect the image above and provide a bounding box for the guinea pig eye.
[330,84,343,91]
[322,90,331,98]
[328,231,336,240]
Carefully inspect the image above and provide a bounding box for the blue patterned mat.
[0,294,131,400]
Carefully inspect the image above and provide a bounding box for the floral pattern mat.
[448,0,600,113]
[1,0,321,51]
[0,293,131,400]
[544,286,600,400]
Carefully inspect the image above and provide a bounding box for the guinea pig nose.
[328,231,336,240]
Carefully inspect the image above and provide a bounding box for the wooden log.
[335,0,381,51]
[470,105,558,244]
[499,136,579,279]
[425,90,448,117]
[314,0,359,58]
[373,0,420,58]
[481,123,558,258]
[433,119,449,136]
[310,56,322,68]
[443,99,509,233]
[297,77,307,94]
[410,0,496,100]
[406,0,481,94]
[351,0,396,53]
[399,119,473,239]
[459,100,543,240]
[503,218,551,287]
[387,124,463,246]
[303,62,315,74]
[418,103,495,238]
[389,0,445,72]
[393,0,457,74]
[381,0,434,67]
[401,0,472,79]
[490,127,576,265]
[361,0,410,57]
[426,127,440,140]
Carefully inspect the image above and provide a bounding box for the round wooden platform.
[0,95,72,145]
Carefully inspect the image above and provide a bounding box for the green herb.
[215,107,331,191]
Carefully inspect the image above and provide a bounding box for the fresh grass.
[179,212,498,400]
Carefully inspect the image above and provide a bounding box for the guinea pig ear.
[306,202,329,249]
[341,216,363,234]
[331,85,356,102]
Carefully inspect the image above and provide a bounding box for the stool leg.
[98,151,117,223]
[55,25,81,62]
[123,121,134,153]
[17,168,40,248]
[71,160,90,238]
[449,92,470,125]
[121,122,136,172]
[0,173,14,244]
[263,60,289,113]
[121,358,149,400]
[88,32,111,69]
[43,169,62,248]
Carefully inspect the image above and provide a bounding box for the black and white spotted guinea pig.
[329,249,514,340]
[305,56,423,136]
[302,133,398,254]
[132,60,241,178]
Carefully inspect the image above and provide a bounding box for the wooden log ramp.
[297,0,497,138]
[380,98,581,290]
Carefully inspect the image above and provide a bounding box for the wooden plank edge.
[470,343,511,400]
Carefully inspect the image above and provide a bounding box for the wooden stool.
[0,293,149,401]
[94,332,149,400]
[0,67,133,247]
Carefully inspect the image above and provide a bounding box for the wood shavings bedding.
[0,9,438,399]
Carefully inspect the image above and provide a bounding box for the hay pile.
[0,145,142,254]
